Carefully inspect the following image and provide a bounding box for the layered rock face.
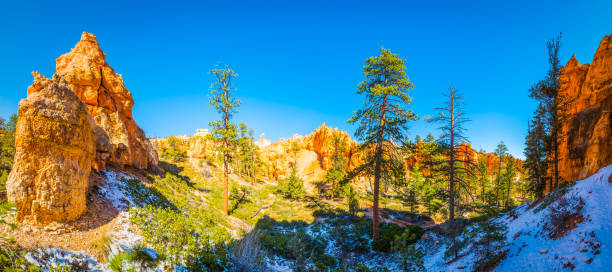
[7,73,96,223]
[55,32,159,172]
[556,34,612,186]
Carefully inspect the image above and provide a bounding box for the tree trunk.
[372,93,388,242]
[373,154,381,241]
[449,134,455,223]
[553,137,559,189]
[223,151,229,216]
[497,158,502,207]
[449,90,456,224]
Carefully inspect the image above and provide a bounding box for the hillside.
[422,164,612,271]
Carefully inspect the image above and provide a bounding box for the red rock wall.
[554,34,612,189]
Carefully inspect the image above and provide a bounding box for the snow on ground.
[25,170,164,272]
[98,170,138,210]
[25,248,103,271]
[424,164,612,272]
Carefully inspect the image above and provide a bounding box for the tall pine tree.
[209,64,240,216]
[494,141,508,207]
[429,85,472,224]
[525,104,550,198]
[527,33,569,191]
[349,47,417,241]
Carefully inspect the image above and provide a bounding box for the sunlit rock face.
[55,32,159,172]
[259,124,363,187]
[7,73,96,223]
[555,34,612,189]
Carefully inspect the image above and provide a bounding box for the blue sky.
[0,0,610,158]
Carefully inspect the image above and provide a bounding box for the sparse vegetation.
[0,245,40,272]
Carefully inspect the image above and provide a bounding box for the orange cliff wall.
[554,34,612,190]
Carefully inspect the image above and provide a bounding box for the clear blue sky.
[1,0,610,158]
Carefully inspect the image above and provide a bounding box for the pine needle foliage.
[208,64,241,216]
[349,47,417,241]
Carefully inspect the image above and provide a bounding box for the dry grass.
[546,195,585,239]
[88,226,113,261]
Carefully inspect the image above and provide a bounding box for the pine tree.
[349,47,417,241]
[494,142,508,207]
[524,104,549,198]
[476,155,490,204]
[428,86,472,224]
[326,136,347,198]
[209,64,240,216]
[236,122,259,183]
[283,168,305,200]
[473,196,508,271]
[0,114,17,175]
[417,134,446,216]
[345,183,360,217]
[527,33,569,191]
[163,136,187,163]
[501,158,517,208]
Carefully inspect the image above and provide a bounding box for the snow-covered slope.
[426,164,612,271]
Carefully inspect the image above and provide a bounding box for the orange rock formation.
[259,124,362,183]
[55,32,159,172]
[7,32,160,223]
[555,34,612,187]
[7,73,96,223]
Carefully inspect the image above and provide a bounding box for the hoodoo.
[55,32,159,172]
[6,32,160,223]
[7,73,96,223]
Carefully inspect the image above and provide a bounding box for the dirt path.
[363,208,410,227]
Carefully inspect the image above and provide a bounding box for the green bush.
[108,251,130,272]
[393,240,425,271]
[0,169,8,191]
[0,246,40,272]
[316,253,337,267]
[162,136,187,163]
[130,206,231,271]
[0,202,15,216]
[344,184,360,217]
[48,264,72,272]
[121,179,173,209]
[280,169,305,200]
[372,223,423,253]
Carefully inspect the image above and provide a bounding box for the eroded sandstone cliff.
[55,32,159,172]
[556,34,612,186]
[259,124,363,184]
[7,73,96,223]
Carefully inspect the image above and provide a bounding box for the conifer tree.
[209,64,240,216]
[326,136,347,198]
[524,104,549,198]
[476,155,490,204]
[527,33,569,191]
[494,142,508,207]
[429,86,472,224]
[501,157,517,208]
[0,114,17,191]
[236,122,259,183]
[349,47,417,241]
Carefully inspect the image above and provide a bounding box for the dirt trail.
[363,208,410,227]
